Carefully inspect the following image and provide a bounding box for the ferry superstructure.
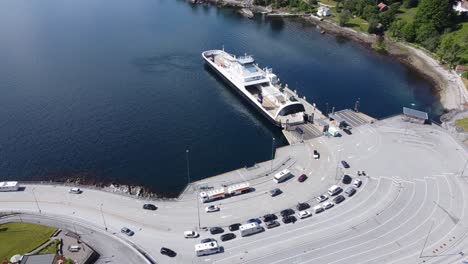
[202,49,306,127]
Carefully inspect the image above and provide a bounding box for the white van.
[195,241,221,257]
[313,205,324,214]
[69,187,82,194]
[273,169,291,183]
[239,223,264,237]
[327,185,342,196]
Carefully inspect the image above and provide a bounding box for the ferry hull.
[202,52,282,127]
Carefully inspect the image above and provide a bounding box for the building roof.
[454,0,468,12]
[0,181,18,187]
[456,65,468,72]
[403,107,428,120]
[377,2,388,10]
[21,254,56,264]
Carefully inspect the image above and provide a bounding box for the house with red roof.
[377,2,388,12]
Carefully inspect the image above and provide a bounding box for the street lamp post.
[186,149,191,185]
[270,137,276,173]
[100,203,108,231]
[32,188,41,214]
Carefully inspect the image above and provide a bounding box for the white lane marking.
[326,179,438,264]
[282,181,420,264]
[321,177,325,181]
[368,146,374,151]
[356,142,360,147]
[221,215,232,219]
[327,156,330,162]
[236,170,247,182]
[215,178,389,263]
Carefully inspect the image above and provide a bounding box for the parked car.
[342,174,352,184]
[68,188,82,194]
[280,209,295,217]
[323,202,334,209]
[210,227,224,235]
[229,223,242,231]
[296,127,304,135]
[333,195,345,204]
[184,231,199,238]
[341,160,350,168]
[160,247,176,257]
[265,220,280,229]
[220,233,236,241]
[282,215,297,224]
[313,150,320,159]
[316,195,328,203]
[201,238,216,244]
[205,205,220,213]
[353,179,362,188]
[328,185,343,196]
[339,121,350,129]
[343,128,352,135]
[247,218,262,224]
[296,202,310,211]
[298,210,312,219]
[345,187,356,197]
[298,174,308,182]
[143,204,157,210]
[121,227,134,236]
[263,214,277,222]
[270,188,282,197]
[313,205,325,213]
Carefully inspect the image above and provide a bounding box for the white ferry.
[202,49,306,127]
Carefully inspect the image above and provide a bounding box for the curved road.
[1,116,468,264]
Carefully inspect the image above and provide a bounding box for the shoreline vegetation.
[203,0,468,113]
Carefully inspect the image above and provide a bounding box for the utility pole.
[100,203,108,231]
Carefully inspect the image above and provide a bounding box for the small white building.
[453,0,468,14]
[317,6,331,17]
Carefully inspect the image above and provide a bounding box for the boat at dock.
[202,49,306,127]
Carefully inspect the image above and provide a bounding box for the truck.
[200,188,226,203]
[195,241,221,257]
[0,181,20,192]
[273,169,291,183]
[239,222,264,237]
[227,182,250,196]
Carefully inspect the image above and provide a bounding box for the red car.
[298,174,308,182]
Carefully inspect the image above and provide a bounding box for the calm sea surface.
[0,0,442,196]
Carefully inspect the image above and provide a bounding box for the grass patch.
[456,118,468,131]
[463,77,468,92]
[348,16,368,32]
[396,6,418,24]
[0,222,57,261]
[318,0,336,6]
[37,239,60,255]
[445,21,468,63]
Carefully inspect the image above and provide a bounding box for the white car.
[323,202,334,209]
[69,187,82,194]
[205,205,220,213]
[313,205,324,214]
[353,179,362,188]
[316,195,328,203]
[298,210,312,219]
[184,231,199,238]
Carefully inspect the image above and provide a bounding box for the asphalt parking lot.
[1,115,468,264]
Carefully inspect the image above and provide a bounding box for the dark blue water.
[0,0,441,196]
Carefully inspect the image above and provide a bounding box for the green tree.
[339,9,352,26]
[403,0,419,8]
[389,20,407,40]
[416,23,439,43]
[343,0,356,13]
[414,0,450,32]
[362,5,378,20]
[463,72,468,79]
[437,34,461,67]
[402,21,416,42]
[368,18,380,34]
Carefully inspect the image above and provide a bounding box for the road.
[1,115,468,264]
